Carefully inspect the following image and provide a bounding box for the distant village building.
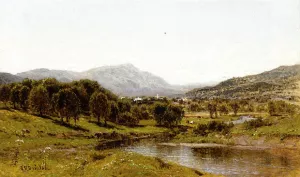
[177,97,188,102]
[133,97,143,103]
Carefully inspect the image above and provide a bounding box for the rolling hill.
[186,64,300,102]
[12,64,184,96]
[0,72,23,84]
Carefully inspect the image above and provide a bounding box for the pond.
[124,140,300,177]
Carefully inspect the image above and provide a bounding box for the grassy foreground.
[0,149,219,177]
[0,109,220,177]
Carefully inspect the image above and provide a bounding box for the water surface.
[124,140,299,177]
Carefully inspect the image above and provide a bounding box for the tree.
[109,101,119,123]
[218,103,229,116]
[162,105,184,127]
[54,88,80,124]
[153,103,168,126]
[117,99,131,113]
[0,85,11,107]
[19,86,30,110]
[268,101,276,116]
[131,105,143,120]
[21,78,34,89]
[10,84,22,109]
[29,85,50,116]
[189,103,200,112]
[118,112,139,126]
[89,92,110,126]
[207,103,217,118]
[140,104,151,120]
[71,85,88,114]
[230,101,240,116]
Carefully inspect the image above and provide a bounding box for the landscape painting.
[0,0,300,177]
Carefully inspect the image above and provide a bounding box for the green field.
[0,108,221,177]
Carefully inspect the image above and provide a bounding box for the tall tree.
[109,101,119,123]
[54,88,80,123]
[131,105,143,120]
[218,103,229,116]
[0,85,11,107]
[153,103,168,126]
[10,84,22,109]
[117,99,131,113]
[207,103,214,118]
[19,86,30,110]
[29,85,50,116]
[89,92,110,126]
[162,104,184,127]
[230,101,240,116]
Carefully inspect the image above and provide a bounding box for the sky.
[0,0,299,85]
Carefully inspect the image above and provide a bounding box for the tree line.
[185,98,298,118]
[0,78,184,127]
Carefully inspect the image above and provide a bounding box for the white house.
[133,97,143,102]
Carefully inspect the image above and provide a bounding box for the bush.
[244,118,271,129]
[193,121,234,136]
[118,112,139,126]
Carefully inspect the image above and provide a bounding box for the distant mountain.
[15,64,183,96]
[81,64,178,96]
[0,72,23,84]
[16,68,81,82]
[186,64,300,102]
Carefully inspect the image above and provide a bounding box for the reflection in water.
[124,140,299,177]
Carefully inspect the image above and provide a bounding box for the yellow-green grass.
[0,109,220,176]
[182,112,267,128]
[0,148,221,177]
[231,114,300,137]
[0,109,168,151]
[175,111,300,144]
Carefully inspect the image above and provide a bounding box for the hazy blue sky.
[0,0,299,84]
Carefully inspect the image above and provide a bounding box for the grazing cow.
[186,120,194,124]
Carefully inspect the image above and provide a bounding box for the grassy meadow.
[0,106,222,177]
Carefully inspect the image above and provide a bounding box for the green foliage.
[29,85,50,116]
[189,103,200,112]
[140,104,152,120]
[18,86,30,110]
[230,101,240,116]
[193,121,234,136]
[207,103,217,118]
[10,84,22,108]
[54,88,81,124]
[268,100,299,117]
[117,99,132,113]
[0,85,10,106]
[109,101,119,123]
[153,102,168,126]
[162,104,184,127]
[244,118,271,130]
[89,92,110,125]
[153,103,184,127]
[218,103,229,115]
[131,105,143,120]
[118,112,139,126]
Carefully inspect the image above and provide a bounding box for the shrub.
[193,121,234,136]
[244,118,271,129]
[118,112,139,126]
